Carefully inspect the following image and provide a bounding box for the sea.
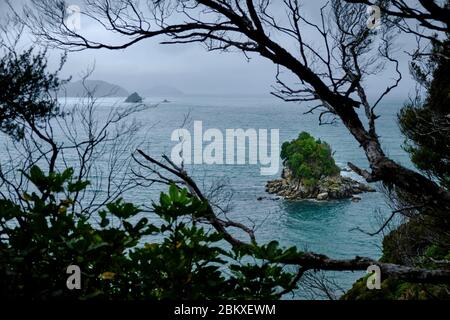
[2,94,413,299]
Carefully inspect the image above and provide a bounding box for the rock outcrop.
[266,168,375,201]
[125,92,143,103]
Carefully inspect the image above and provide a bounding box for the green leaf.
[100,217,110,228]
[106,199,140,219]
[0,199,22,221]
[61,167,74,181]
[68,180,90,193]
[169,184,178,201]
[29,165,46,185]
[267,241,279,257]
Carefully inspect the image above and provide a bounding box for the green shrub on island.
[280,132,340,187]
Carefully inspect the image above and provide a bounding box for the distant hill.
[144,85,184,97]
[61,80,129,97]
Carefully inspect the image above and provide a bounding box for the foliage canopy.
[0,49,65,140]
[0,166,299,299]
[399,38,450,190]
[280,132,340,186]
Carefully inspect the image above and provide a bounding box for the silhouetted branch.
[18,0,450,208]
[134,149,450,285]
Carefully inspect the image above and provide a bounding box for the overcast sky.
[1,0,418,99]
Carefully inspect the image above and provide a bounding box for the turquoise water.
[123,94,411,297]
[1,94,412,298]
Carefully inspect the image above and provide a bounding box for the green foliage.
[342,274,450,300]
[398,38,450,190]
[0,48,66,140]
[0,167,298,299]
[343,217,450,300]
[280,132,340,186]
[346,37,450,301]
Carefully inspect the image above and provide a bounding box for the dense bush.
[280,132,340,186]
[398,38,450,190]
[0,49,64,140]
[346,36,450,301]
[342,218,450,300]
[0,165,298,299]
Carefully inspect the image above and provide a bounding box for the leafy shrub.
[398,38,450,190]
[0,49,65,140]
[0,166,298,299]
[280,132,340,186]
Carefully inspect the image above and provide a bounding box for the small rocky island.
[266,132,374,201]
[124,92,143,103]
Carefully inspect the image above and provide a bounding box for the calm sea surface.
[2,94,413,298]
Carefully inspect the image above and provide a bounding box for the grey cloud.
[4,0,418,99]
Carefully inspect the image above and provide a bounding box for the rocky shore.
[266,168,375,201]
